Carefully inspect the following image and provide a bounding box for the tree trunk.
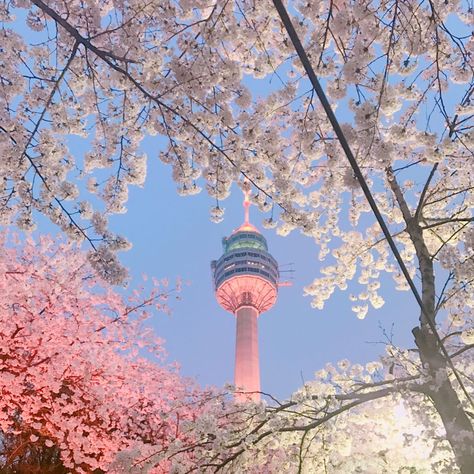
[389,174,473,473]
[414,327,474,474]
[427,370,474,474]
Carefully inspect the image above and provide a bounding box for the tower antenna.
[242,179,251,226]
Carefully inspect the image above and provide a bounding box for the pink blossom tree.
[0,233,212,473]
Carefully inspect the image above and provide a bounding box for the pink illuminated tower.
[211,187,279,402]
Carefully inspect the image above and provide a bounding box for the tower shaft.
[234,306,260,402]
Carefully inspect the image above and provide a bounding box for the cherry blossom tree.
[131,335,472,473]
[1,0,473,472]
[166,359,467,473]
[144,303,471,473]
[0,233,213,473]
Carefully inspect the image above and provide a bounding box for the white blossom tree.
[1,0,473,472]
[161,353,470,473]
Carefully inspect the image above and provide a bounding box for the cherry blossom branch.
[201,372,425,471]
[207,386,401,472]
[421,217,473,230]
[430,221,471,261]
[449,344,474,359]
[30,0,290,217]
[415,163,438,220]
[0,125,96,248]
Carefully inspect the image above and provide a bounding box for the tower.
[211,186,279,402]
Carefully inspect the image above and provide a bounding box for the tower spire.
[235,180,259,234]
[243,185,251,226]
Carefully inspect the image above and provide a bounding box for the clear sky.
[18,117,421,402]
[21,129,420,400]
[103,146,418,400]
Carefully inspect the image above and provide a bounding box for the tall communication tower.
[211,186,280,402]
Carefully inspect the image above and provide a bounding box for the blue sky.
[9,57,421,400]
[106,150,417,400]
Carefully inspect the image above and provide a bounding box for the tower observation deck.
[211,187,279,402]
